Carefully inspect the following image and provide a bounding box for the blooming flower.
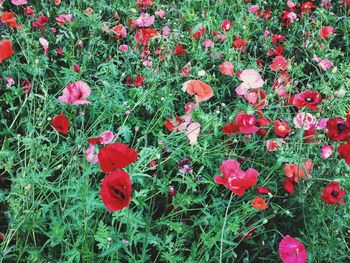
[134,12,154,27]
[326,117,350,141]
[236,113,259,135]
[235,69,264,96]
[214,159,259,196]
[221,20,233,31]
[251,196,268,210]
[274,120,291,137]
[338,143,350,164]
[279,235,307,263]
[51,113,70,134]
[0,39,14,64]
[100,170,132,211]
[219,61,234,76]
[39,37,49,55]
[270,55,288,71]
[58,81,91,105]
[100,130,115,144]
[321,145,334,160]
[98,142,138,173]
[321,182,346,204]
[178,158,193,174]
[11,0,27,5]
[293,112,315,130]
[319,26,335,39]
[55,14,73,25]
[284,160,312,183]
[182,80,214,103]
[292,90,322,111]
[86,144,99,164]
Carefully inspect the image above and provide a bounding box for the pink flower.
[11,0,27,5]
[185,122,201,145]
[279,235,307,263]
[319,26,335,39]
[315,118,329,130]
[155,9,166,19]
[6,77,15,87]
[58,81,91,105]
[202,39,214,51]
[248,4,260,13]
[86,143,99,164]
[100,130,115,144]
[287,0,296,8]
[321,145,334,160]
[235,69,264,96]
[119,44,128,52]
[236,113,259,135]
[219,61,234,76]
[55,14,73,25]
[214,159,259,196]
[293,112,316,130]
[270,55,288,71]
[134,12,154,27]
[318,59,333,71]
[266,139,284,151]
[39,37,49,55]
[162,26,170,37]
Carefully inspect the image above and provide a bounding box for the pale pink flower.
[321,0,332,9]
[58,81,91,105]
[56,14,73,25]
[287,0,296,8]
[86,144,99,164]
[264,29,271,37]
[162,26,170,37]
[119,45,128,52]
[321,145,334,160]
[100,130,115,144]
[11,0,27,5]
[219,61,234,76]
[134,12,154,27]
[248,4,260,13]
[155,9,166,19]
[293,112,316,130]
[185,122,201,145]
[203,39,214,51]
[235,69,264,96]
[39,37,49,55]
[318,59,333,71]
[287,12,297,23]
[143,60,153,67]
[6,77,15,87]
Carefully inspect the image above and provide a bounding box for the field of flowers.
[1,0,350,262]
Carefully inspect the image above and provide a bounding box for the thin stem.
[219,192,234,263]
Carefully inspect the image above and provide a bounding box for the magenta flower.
[279,235,307,263]
[100,130,115,144]
[321,145,334,160]
[58,81,91,105]
[134,12,154,27]
[11,0,27,5]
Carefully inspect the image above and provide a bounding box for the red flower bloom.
[284,177,295,194]
[222,122,239,135]
[214,159,259,196]
[191,27,206,39]
[292,90,322,111]
[233,35,247,50]
[100,170,132,211]
[270,55,288,71]
[338,143,350,164]
[326,117,350,142]
[272,34,285,45]
[236,113,259,135]
[165,116,183,132]
[257,186,272,195]
[221,20,233,31]
[274,120,291,137]
[279,235,307,263]
[319,26,335,39]
[300,2,316,13]
[1,12,19,29]
[321,182,346,205]
[98,143,138,173]
[88,137,103,145]
[0,39,14,64]
[173,44,187,55]
[284,160,312,183]
[51,113,70,134]
[251,196,268,210]
[135,28,158,45]
[32,15,49,34]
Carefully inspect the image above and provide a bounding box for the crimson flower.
[51,113,70,134]
[233,35,247,50]
[338,143,350,164]
[279,235,307,263]
[326,117,350,141]
[274,120,291,137]
[191,27,206,39]
[292,90,322,111]
[173,44,187,55]
[0,39,14,64]
[1,12,19,29]
[100,170,132,211]
[270,55,288,71]
[164,116,183,132]
[98,143,138,173]
[319,26,335,39]
[300,2,316,13]
[214,159,259,196]
[221,20,233,31]
[222,122,239,135]
[321,182,346,204]
[251,196,268,210]
[135,28,158,45]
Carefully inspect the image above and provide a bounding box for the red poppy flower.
[221,20,233,31]
[165,116,183,132]
[0,39,14,64]
[326,117,350,141]
[100,170,132,211]
[303,128,317,143]
[270,55,288,71]
[257,186,272,195]
[214,159,259,196]
[51,113,70,134]
[233,35,247,50]
[219,61,234,76]
[222,122,239,135]
[284,160,312,183]
[98,143,138,173]
[173,44,187,55]
[191,27,206,39]
[251,196,268,210]
[284,177,295,194]
[272,34,285,45]
[274,120,291,137]
[300,2,316,13]
[292,90,322,111]
[88,137,103,145]
[321,182,346,205]
[135,28,158,45]
[319,26,335,39]
[338,143,350,164]
[236,113,259,135]
[279,235,307,263]
[1,12,18,29]
[183,80,214,103]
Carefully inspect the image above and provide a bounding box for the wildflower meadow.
[0,0,350,262]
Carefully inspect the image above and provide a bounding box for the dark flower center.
[305,97,314,102]
[337,123,346,132]
[331,190,339,198]
[112,187,126,200]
